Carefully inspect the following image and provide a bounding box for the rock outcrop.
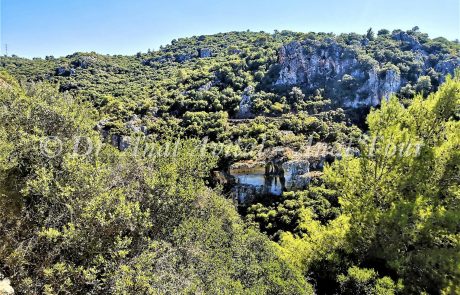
[198,48,212,58]
[0,277,14,295]
[379,69,401,100]
[227,145,334,203]
[237,86,255,118]
[71,56,97,69]
[275,38,457,108]
[391,31,422,50]
[55,66,76,77]
[275,39,403,107]
[198,81,213,91]
[282,160,312,191]
[435,56,460,82]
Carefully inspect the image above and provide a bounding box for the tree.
[288,86,305,104]
[279,74,460,294]
[0,74,312,294]
[324,75,460,293]
[338,267,401,295]
[377,29,390,36]
[366,28,375,41]
[415,75,432,93]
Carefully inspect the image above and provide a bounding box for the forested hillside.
[1,28,458,153]
[0,28,459,294]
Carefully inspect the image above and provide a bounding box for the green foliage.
[181,110,228,140]
[1,29,457,138]
[415,75,432,94]
[0,77,312,294]
[338,266,402,295]
[0,30,457,176]
[0,28,459,294]
[246,186,340,240]
[279,74,460,294]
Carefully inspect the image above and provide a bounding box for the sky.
[1,0,459,58]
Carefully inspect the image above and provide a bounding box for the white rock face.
[0,278,14,295]
[282,160,311,191]
[391,31,421,50]
[276,40,405,108]
[380,69,401,101]
[435,57,460,82]
[276,41,307,85]
[346,67,380,108]
[276,40,359,86]
[237,86,254,119]
[228,148,330,203]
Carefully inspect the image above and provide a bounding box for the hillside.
[1,29,458,169]
[0,28,459,294]
[1,28,459,127]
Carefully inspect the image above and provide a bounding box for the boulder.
[119,136,131,151]
[198,48,212,58]
[0,278,14,295]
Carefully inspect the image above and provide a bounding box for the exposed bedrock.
[226,146,334,203]
[275,38,458,107]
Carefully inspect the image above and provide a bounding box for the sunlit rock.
[0,278,14,295]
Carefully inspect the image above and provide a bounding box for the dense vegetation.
[0,73,311,294]
[0,28,459,294]
[247,74,460,294]
[1,29,458,159]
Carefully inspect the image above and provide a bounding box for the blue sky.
[1,0,459,58]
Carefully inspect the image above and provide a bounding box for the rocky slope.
[275,32,459,108]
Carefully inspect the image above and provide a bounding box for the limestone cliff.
[275,37,458,107]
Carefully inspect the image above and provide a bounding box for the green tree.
[324,75,460,293]
[0,75,312,294]
[338,267,402,295]
[415,75,432,93]
[280,74,460,294]
[366,28,375,41]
